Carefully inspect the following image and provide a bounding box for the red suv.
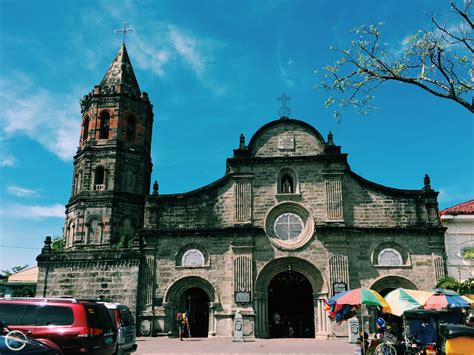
[0,298,117,354]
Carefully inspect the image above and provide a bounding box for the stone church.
[36,44,446,338]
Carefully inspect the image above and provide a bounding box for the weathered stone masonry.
[37,44,446,339]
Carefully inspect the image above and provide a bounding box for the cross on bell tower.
[115,21,135,44]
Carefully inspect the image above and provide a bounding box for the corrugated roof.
[440,199,474,216]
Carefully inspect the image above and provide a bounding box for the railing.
[95,184,105,191]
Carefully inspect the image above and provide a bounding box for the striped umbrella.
[424,289,471,309]
[384,288,432,316]
[335,288,388,308]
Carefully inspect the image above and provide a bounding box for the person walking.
[176,311,191,340]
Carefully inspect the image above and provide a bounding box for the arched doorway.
[164,276,218,337]
[180,287,209,337]
[254,257,329,338]
[268,271,314,338]
[371,276,417,296]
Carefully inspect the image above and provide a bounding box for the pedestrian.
[176,311,190,340]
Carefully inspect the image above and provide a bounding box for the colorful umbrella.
[327,290,350,305]
[384,288,432,316]
[424,289,471,309]
[334,288,388,308]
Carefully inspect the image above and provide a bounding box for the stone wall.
[36,248,141,315]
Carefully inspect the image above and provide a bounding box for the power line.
[0,245,41,250]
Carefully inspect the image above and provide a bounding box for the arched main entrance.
[254,257,329,339]
[268,271,314,338]
[181,287,209,337]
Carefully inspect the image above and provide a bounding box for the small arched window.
[83,116,90,142]
[126,116,136,142]
[94,166,105,190]
[378,248,403,266]
[277,168,298,194]
[182,249,205,267]
[99,111,110,139]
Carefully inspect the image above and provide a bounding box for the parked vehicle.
[0,297,117,354]
[402,309,440,354]
[439,324,474,354]
[98,301,137,354]
[0,320,62,354]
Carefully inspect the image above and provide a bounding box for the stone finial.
[239,134,245,149]
[424,174,431,189]
[153,180,159,195]
[327,131,334,145]
[42,236,52,253]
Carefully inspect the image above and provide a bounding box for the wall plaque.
[235,291,251,303]
[278,135,295,150]
[333,281,347,295]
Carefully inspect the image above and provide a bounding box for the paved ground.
[134,337,355,354]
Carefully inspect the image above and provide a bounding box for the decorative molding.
[234,256,253,299]
[328,254,349,296]
[235,180,252,222]
[325,179,344,221]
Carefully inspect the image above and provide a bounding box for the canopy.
[335,288,388,308]
[384,288,432,316]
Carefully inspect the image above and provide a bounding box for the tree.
[436,276,474,295]
[319,1,473,118]
[0,265,29,277]
[51,236,64,252]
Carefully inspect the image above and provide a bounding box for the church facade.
[36,44,446,338]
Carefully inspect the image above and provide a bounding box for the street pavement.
[134,337,355,354]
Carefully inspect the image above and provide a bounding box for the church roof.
[100,43,140,94]
[440,199,474,215]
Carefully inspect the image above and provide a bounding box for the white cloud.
[0,203,64,219]
[7,186,38,197]
[169,27,206,76]
[0,154,16,167]
[0,74,80,161]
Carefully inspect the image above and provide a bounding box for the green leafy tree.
[0,265,29,277]
[436,276,474,295]
[319,1,473,119]
[51,236,64,252]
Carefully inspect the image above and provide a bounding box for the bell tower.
[64,43,154,249]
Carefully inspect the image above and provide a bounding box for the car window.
[36,305,74,326]
[119,308,134,326]
[85,304,114,331]
[0,303,37,326]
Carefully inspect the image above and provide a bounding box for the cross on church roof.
[115,21,135,44]
[277,93,291,118]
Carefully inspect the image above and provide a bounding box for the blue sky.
[0,0,472,270]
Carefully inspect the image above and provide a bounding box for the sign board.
[278,135,295,150]
[333,281,347,295]
[235,291,251,303]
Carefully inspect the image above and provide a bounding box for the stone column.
[254,291,268,338]
[315,293,329,339]
[163,302,176,335]
[209,302,219,336]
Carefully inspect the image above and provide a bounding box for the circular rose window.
[265,202,314,250]
[274,213,304,241]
